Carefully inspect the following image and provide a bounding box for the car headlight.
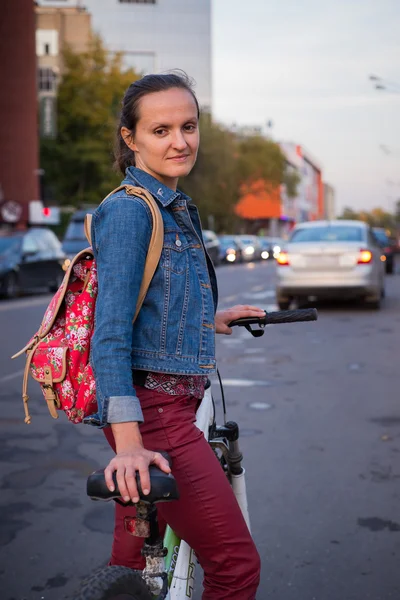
[244,246,255,255]
[273,245,281,253]
[261,250,269,260]
[226,252,236,262]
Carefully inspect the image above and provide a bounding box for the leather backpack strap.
[83,184,164,322]
[84,185,128,246]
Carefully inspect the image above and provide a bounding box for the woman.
[90,72,262,599]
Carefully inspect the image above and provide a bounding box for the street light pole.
[369,74,400,94]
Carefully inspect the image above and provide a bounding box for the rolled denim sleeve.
[90,194,152,426]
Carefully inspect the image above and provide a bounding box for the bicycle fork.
[210,421,251,532]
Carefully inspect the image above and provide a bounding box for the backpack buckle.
[43,367,60,419]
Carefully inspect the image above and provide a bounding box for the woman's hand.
[104,447,171,503]
[215,304,265,335]
[105,422,170,503]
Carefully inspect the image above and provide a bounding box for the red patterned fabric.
[27,254,98,423]
[143,372,207,400]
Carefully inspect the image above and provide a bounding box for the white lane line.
[251,285,265,292]
[0,369,24,383]
[243,290,276,300]
[0,296,51,312]
[221,294,238,304]
[213,378,272,387]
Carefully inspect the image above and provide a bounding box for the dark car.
[0,228,67,299]
[236,235,263,261]
[218,235,243,264]
[62,207,96,258]
[202,229,221,266]
[260,236,284,260]
[373,228,396,274]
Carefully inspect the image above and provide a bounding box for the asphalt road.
[1,259,400,600]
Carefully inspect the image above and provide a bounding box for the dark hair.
[114,71,200,174]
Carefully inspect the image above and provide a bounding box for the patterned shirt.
[143,372,208,400]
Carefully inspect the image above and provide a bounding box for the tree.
[338,206,397,235]
[180,115,240,232]
[40,36,139,206]
[236,136,286,188]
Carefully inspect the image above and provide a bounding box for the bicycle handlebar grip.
[264,308,318,324]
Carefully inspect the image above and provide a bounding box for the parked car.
[259,238,271,260]
[259,237,284,260]
[218,235,244,264]
[276,220,386,310]
[372,227,396,274]
[236,235,262,261]
[62,207,96,258]
[0,228,67,299]
[202,229,221,266]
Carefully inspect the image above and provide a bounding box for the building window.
[36,29,59,57]
[38,68,57,92]
[118,0,156,4]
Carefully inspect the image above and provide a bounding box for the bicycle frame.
[145,383,251,599]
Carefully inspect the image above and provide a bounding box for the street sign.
[0,200,23,223]
[39,96,57,139]
[29,200,60,225]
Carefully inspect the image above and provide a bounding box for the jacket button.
[175,239,182,247]
[158,408,163,413]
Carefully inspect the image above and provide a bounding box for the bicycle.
[76,308,318,600]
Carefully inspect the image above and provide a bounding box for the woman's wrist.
[111,421,143,453]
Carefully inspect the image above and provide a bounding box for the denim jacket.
[85,167,218,427]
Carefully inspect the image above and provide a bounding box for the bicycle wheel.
[75,565,153,600]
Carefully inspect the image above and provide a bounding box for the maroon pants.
[103,387,260,599]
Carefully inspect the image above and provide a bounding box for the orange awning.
[235,179,281,220]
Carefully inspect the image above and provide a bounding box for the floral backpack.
[12,185,163,424]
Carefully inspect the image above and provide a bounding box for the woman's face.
[122,87,199,190]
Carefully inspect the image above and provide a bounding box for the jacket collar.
[124,167,190,208]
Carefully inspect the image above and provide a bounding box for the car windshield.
[240,238,254,245]
[0,237,21,254]
[290,225,363,243]
[64,220,86,241]
[219,237,236,248]
[373,230,389,245]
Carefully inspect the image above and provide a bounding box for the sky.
[212,0,400,215]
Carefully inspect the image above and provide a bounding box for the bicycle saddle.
[87,452,179,505]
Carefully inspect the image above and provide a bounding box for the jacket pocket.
[162,230,192,275]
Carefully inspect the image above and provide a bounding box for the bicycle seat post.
[125,501,168,596]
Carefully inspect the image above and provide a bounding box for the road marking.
[215,378,272,387]
[0,369,24,383]
[243,290,275,300]
[249,401,272,410]
[221,294,238,304]
[251,285,265,292]
[0,296,51,312]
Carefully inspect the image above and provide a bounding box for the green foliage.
[338,206,398,236]
[283,169,301,199]
[182,127,298,232]
[40,36,139,206]
[180,115,240,232]
[236,136,285,187]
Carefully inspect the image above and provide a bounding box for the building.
[280,142,324,223]
[36,0,212,111]
[323,182,336,220]
[0,0,39,226]
[234,139,325,237]
[35,3,92,138]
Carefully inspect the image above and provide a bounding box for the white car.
[276,220,386,309]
